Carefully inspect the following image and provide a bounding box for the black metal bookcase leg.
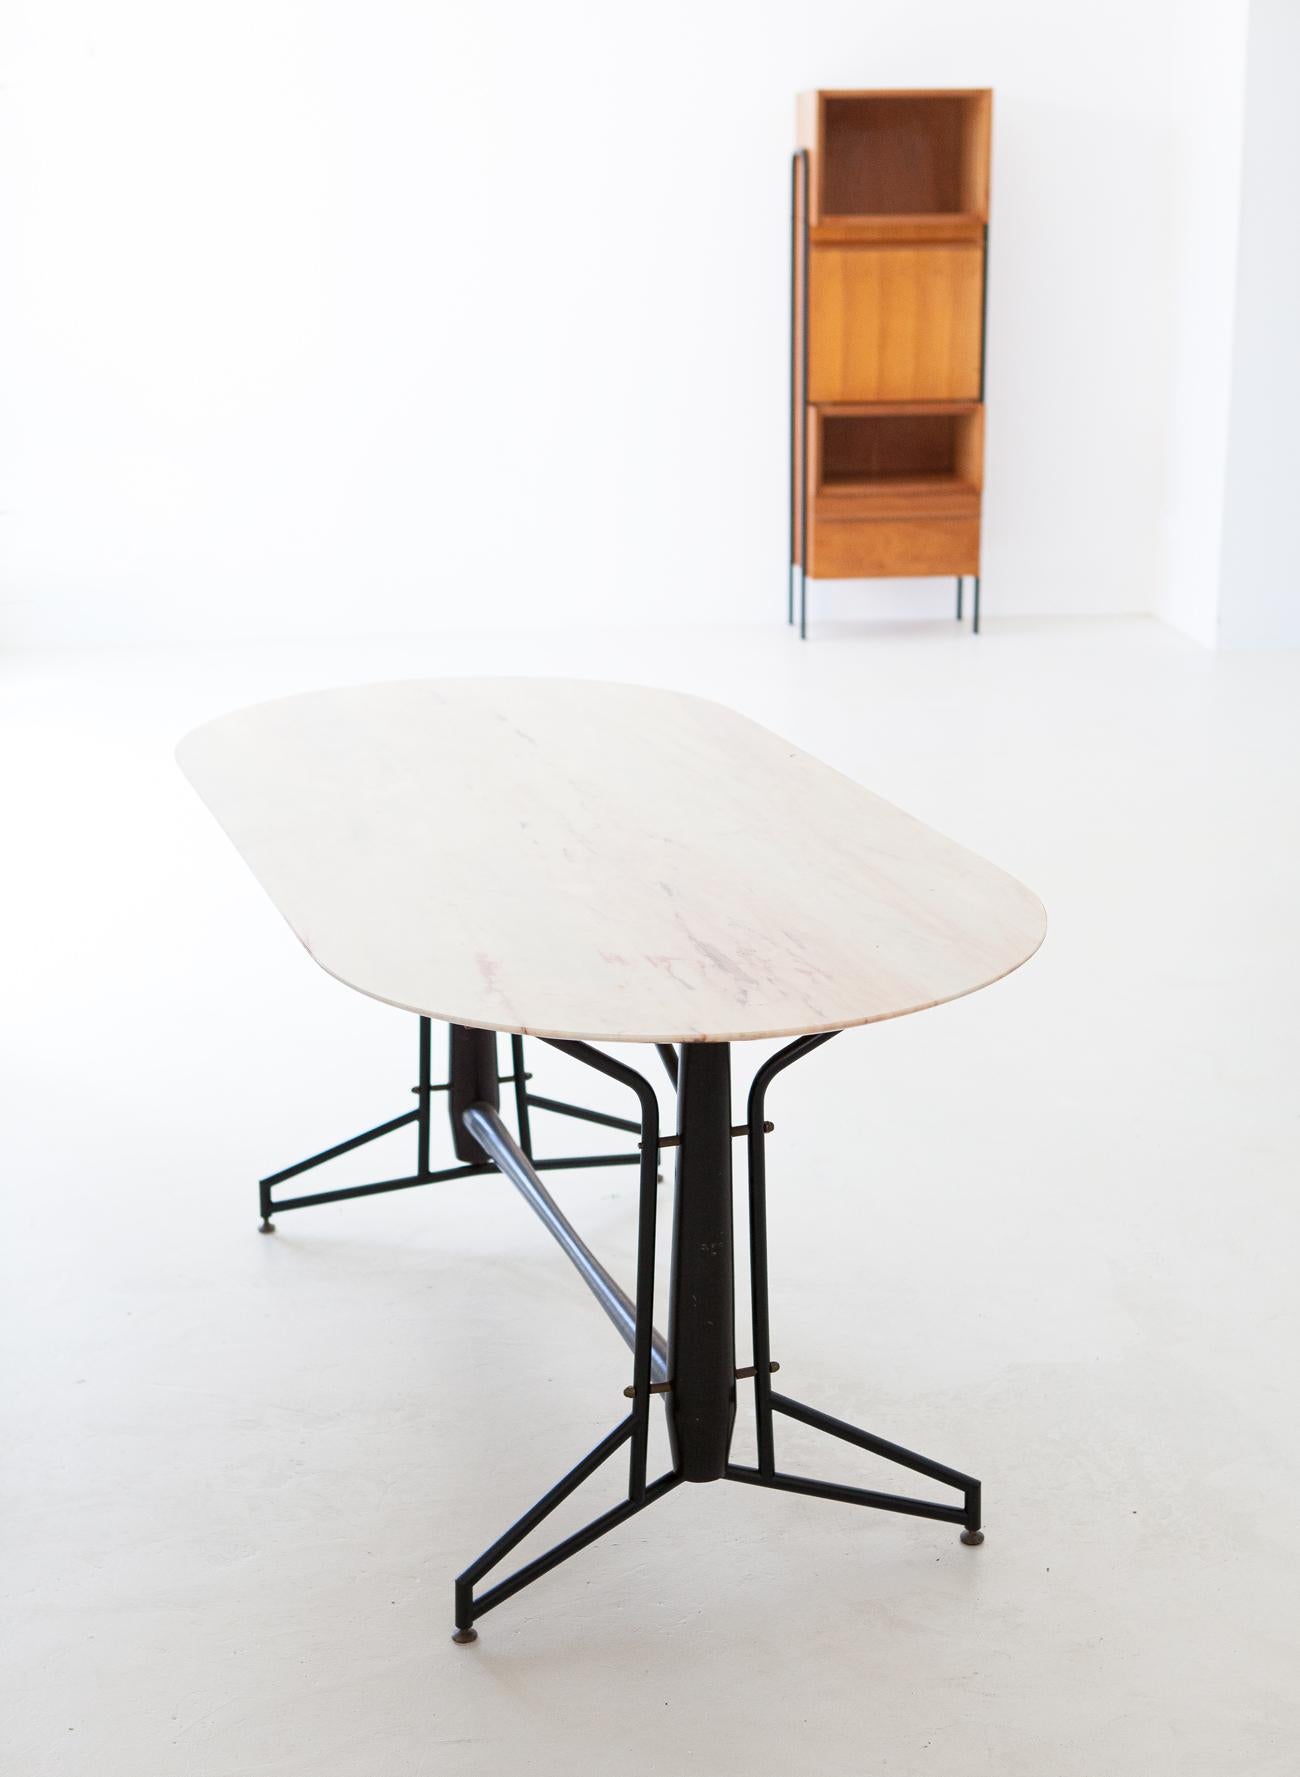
[788,149,799,626]
[796,146,810,642]
[973,575,982,635]
[956,576,964,621]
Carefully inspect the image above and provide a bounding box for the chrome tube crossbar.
[462,1102,670,1384]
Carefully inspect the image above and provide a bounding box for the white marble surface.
[177,678,1045,1042]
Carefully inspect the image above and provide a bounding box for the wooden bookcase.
[791,90,992,633]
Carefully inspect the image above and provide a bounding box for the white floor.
[3,615,1298,1776]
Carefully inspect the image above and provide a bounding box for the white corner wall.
[1156,1,1250,648]
[1216,0,1300,647]
[0,0,1259,645]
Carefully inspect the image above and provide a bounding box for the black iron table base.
[258,1020,983,1643]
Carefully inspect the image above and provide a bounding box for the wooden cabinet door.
[809,244,983,402]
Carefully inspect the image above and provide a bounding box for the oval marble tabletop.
[177,679,1046,1044]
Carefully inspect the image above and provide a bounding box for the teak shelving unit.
[790,89,992,636]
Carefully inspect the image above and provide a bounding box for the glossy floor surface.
[3,616,1297,1775]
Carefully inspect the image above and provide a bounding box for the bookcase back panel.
[821,414,957,483]
[817,92,990,220]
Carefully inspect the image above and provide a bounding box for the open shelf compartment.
[811,91,990,223]
[814,405,982,505]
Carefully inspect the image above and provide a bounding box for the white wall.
[1156,0,1250,648]
[0,0,1242,645]
[1216,0,1300,647]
